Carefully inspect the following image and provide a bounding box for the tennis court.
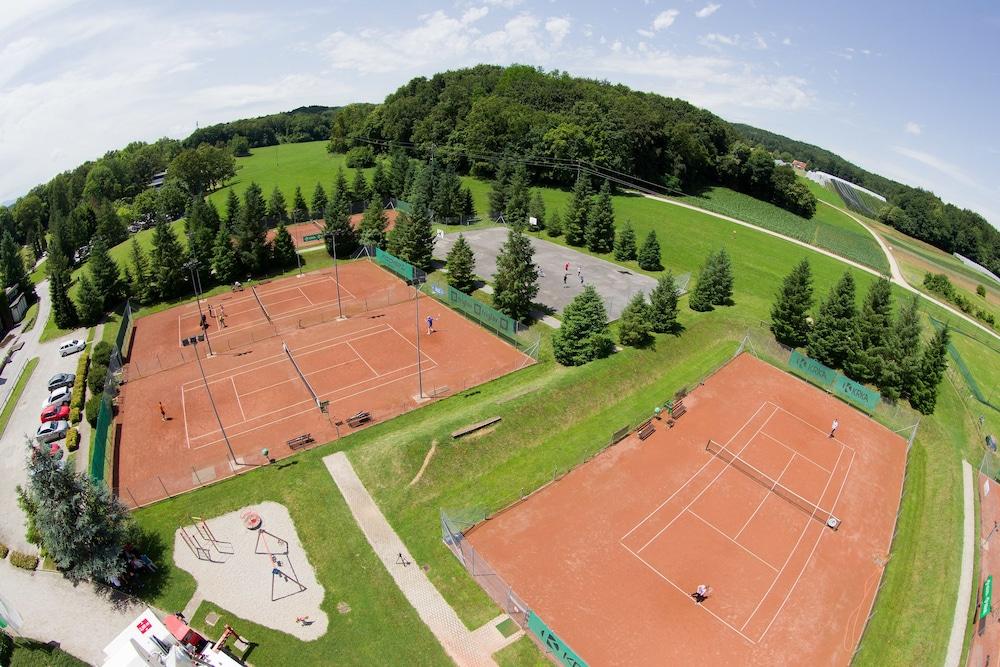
[466,353,906,665]
[117,261,532,507]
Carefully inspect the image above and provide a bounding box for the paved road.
[434,228,658,321]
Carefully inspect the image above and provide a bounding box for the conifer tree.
[95,204,126,248]
[710,248,734,306]
[390,208,434,271]
[357,198,388,249]
[184,197,216,270]
[266,186,288,226]
[553,285,613,365]
[489,161,513,219]
[528,190,546,230]
[225,189,241,229]
[148,220,188,299]
[310,182,328,220]
[127,238,151,305]
[637,230,662,271]
[271,221,298,269]
[1,230,33,299]
[649,271,680,334]
[48,244,77,328]
[807,271,857,368]
[614,221,637,261]
[492,227,538,321]
[236,182,268,272]
[460,186,476,218]
[770,258,813,347]
[351,169,370,206]
[446,234,476,293]
[87,235,122,310]
[688,253,717,312]
[75,274,104,325]
[585,181,616,253]
[547,209,564,238]
[506,164,531,229]
[291,186,309,223]
[618,292,652,347]
[889,296,924,401]
[371,162,391,203]
[408,164,435,214]
[323,194,358,259]
[844,278,893,383]
[211,224,239,284]
[909,324,949,414]
[564,171,592,246]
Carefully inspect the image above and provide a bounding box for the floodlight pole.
[414,279,424,399]
[326,231,345,319]
[186,260,213,356]
[190,337,238,468]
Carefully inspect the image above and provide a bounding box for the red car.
[40,403,71,423]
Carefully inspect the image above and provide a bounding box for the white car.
[36,420,69,443]
[59,339,86,357]
[42,386,72,409]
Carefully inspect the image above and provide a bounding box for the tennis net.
[283,342,321,409]
[251,285,272,323]
[706,439,840,529]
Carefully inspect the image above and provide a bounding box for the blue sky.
[2,0,998,225]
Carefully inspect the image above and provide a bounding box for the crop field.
[831,179,887,218]
[676,187,890,274]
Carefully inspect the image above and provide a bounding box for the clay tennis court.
[467,353,906,665]
[264,210,400,249]
[117,260,531,507]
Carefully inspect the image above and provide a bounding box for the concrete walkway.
[945,460,975,667]
[324,451,507,667]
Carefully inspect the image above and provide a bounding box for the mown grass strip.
[0,356,39,438]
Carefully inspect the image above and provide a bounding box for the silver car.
[59,339,86,357]
[42,386,71,409]
[36,420,69,443]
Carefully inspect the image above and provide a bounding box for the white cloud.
[752,33,768,49]
[652,9,680,31]
[695,3,721,18]
[891,146,978,188]
[483,0,523,7]
[637,28,654,38]
[611,40,622,52]
[582,24,592,38]
[904,121,922,135]
[782,37,792,46]
[700,33,738,47]
[545,17,570,45]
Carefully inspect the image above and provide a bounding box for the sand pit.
[173,501,327,640]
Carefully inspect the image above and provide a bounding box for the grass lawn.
[0,357,39,436]
[120,158,994,667]
[495,637,549,666]
[3,636,88,667]
[19,302,39,332]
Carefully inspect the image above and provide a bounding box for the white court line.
[770,403,858,455]
[326,273,357,299]
[621,401,776,542]
[297,285,315,305]
[757,446,855,642]
[347,341,379,376]
[758,431,832,474]
[619,541,758,645]
[686,509,778,572]
[181,382,191,449]
[739,444,847,633]
[385,322,440,367]
[237,358,365,402]
[636,405,779,554]
[734,455,797,541]
[231,377,246,422]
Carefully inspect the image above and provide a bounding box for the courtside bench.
[287,433,314,450]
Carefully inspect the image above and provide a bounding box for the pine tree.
[1,229,33,299]
[891,296,924,400]
[527,190,546,230]
[184,197,216,270]
[844,278,893,384]
[211,224,240,284]
[21,442,131,583]
[357,198,389,249]
[408,164,435,214]
[614,221,637,261]
[271,221,298,269]
[266,186,288,227]
[291,186,309,223]
[391,208,435,271]
[446,234,476,293]
[127,238,151,305]
[807,271,857,368]
[87,235,122,310]
[351,169,370,206]
[618,292,652,347]
[547,209,564,238]
[48,244,77,328]
[388,151,411,198]
[585,181,616,253]
[506,164,531,229]
[75,274,104,325]
[371,161,391,203]
[553,285,614,365]
[95,205,125,247]
[637,230,662,271]
[564,171,592,246]
[225,189,241,229]
[910,324,949,415]
[492,227,539,322]
[460,186,476,218]
[236,182,269,272]
[688,253,717,312]
[323,177,358,258]
[310,182,328,220]
[649,271,680,334]
[770,258,814,347]
[489,161,513,219]
[148,220,188,300]
[710,248,734,306]
[432,169,463,221]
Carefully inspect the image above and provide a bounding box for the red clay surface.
[969,472,1000,665]
[265,211,400,249]
[118,260,530,507]
[467,353,907,666]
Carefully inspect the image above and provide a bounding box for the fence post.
[157,475,171,499]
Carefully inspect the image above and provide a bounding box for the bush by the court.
[0,542,8,559]
[69,406,81,425]
[88,363,108,396]
[66,428,79,452]
[92,340,113,368]
[70,350,90,411]
[9,551,38,570]
[85,394,102,427]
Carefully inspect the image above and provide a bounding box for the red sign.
[137,618,152,634]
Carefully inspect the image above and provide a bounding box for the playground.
[173,502,326,640]
[465,353,907,665]
[117,260,532,507]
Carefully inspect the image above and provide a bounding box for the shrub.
[345,146,376,169]
[9,551,39,570]
[66,428,79,452]
[85,394,102,426]
[88,363,108,395]
[69,407,81,424]
[978,284,987,298]
[0,631,12,666]
[92,340,113,368]
[0,542,8,559]
[70,350,90,411]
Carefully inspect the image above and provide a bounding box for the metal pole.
[187,261,213,356]
[296,249,302,277]
[192,339,238,467]
[414,283,424,399]
[330,232,345,319]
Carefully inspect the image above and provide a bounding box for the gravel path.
[945,460,975,667]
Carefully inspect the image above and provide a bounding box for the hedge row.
[9,551,38,570]
[69,349,90,423]
[66,428,79,452]
[0,542,8,559]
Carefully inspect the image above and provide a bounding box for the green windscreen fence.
[375,247,415,282]
[90,302,132,483]
[526,612,588,667]
[787,349,880,413]
[433,284,518,341]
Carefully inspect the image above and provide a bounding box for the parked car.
[47,372,75,392]
[41,403,71,423]
[58,339,86,357]
[42,386,71,409]
[35,420,69,443]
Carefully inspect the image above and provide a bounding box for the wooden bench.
[451,416,501,439]
[346,411,372,428]
[637,419,655,441]
[670,400,687,419]
[286,433,314,450]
